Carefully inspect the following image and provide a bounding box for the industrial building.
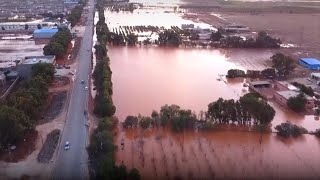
[16,55,56,79]
[299,58,320,70]
[33,27,59,39]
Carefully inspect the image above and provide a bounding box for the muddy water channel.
[105,8,320,179]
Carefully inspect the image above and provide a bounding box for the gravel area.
[37,129,60,163]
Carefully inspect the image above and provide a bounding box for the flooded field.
[115,128,320,179]
[0,39,44,61]
[104,6,320,179]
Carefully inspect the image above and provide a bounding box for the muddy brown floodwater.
[109,46,320,179]
[104,6,320,179]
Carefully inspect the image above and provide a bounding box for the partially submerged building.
[248,81,273,99]
[299,58,320,70]
[274,90,314,110]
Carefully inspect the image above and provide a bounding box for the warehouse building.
[33,27,59,39]
[299,58,320,70]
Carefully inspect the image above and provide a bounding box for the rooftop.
[33,27,59,34]
[276,81,298,91]
[23,55,55,64]
[276,90,313,100]
[300,58,320,65]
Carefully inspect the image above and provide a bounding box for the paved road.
[52,0,95,179]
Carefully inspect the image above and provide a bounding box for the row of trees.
[210,31,281,48]
[88,3,140,179]
[67,5,84,27]
[43,29,72,58]
[123,93,276,132]
[0,64,54,150]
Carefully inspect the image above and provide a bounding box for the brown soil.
[0,131,38,163]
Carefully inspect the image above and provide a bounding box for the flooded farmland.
[103,7,320,179]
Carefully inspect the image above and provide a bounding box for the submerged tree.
[271,53,296,77]
[287,93,307,113]
[158,30,181,47]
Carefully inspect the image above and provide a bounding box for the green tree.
[128,168,141,180]
[160,104,180,126]
[139,116,153,129]
[127,33,138,46]
[271,53,296,77]
[43,42,65,57]
[123,116,138,128]
[287,93,307,112]
[0,106,29,148]
[31,63,55,83]
[158,30,181,47]
[210,30,223,41]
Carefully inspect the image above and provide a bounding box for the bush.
[226,69,245,78]
[287,93,307,112]
[275,122,308,137]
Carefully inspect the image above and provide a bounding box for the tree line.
[123,93,276,132]
[210,30,281,48]
[87,3,140,180]
[0,63,54,151]
[67,5,84,27]
[43,29,72,58]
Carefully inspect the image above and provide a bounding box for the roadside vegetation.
[88,3,140,179]
[43,29,72,58]
[123,93,275,132]
[0,63,54,151]
[67,5,84,27]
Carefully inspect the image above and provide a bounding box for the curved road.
[52,0,95,179]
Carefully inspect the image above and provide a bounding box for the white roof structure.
[22,56,55,65]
